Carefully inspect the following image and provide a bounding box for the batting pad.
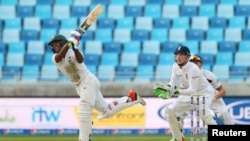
[97,97,139,120]
[166,108,184,141]
[78,102,92,141]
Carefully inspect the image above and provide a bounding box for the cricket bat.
[78,4,104,34]
[68,4,104,46]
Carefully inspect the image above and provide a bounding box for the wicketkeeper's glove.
[153,87,171,99]
[153,82,180,99]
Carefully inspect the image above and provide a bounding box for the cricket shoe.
[128,89,146,106]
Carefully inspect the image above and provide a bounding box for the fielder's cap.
[48,34,67,46]
[174,45,190,55]
[189,55,203,63]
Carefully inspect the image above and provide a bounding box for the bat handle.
[68,42,73,47]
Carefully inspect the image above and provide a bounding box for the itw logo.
[32,107,61,122]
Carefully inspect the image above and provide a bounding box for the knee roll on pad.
[78,102,92,119]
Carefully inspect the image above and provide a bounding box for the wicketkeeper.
[169,55,234,141]
[153,46,217,141]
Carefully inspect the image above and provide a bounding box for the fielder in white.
[153,46,217,141]
[48,29,146,141]
[188,55,234,124]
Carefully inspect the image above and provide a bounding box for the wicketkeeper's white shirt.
[169,62,212,95]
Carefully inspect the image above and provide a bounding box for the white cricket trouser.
[76,74,109,113]
[168,85,216,123]
[210,98,229,117]
[210,98,234,124]
[75,73,137,140]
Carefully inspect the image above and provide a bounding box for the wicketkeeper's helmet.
[174,45,190,56]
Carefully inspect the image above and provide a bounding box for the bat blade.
[79,4,104,34]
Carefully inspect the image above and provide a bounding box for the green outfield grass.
[0,135,174,141]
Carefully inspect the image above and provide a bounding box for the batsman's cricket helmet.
[174,45,190,56]
[189,55,203,63]
[48,34,67,46]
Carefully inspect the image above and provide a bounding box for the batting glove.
[68,29,82,49]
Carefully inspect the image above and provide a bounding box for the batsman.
[153,46,217,141]
[47,4,146,141]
